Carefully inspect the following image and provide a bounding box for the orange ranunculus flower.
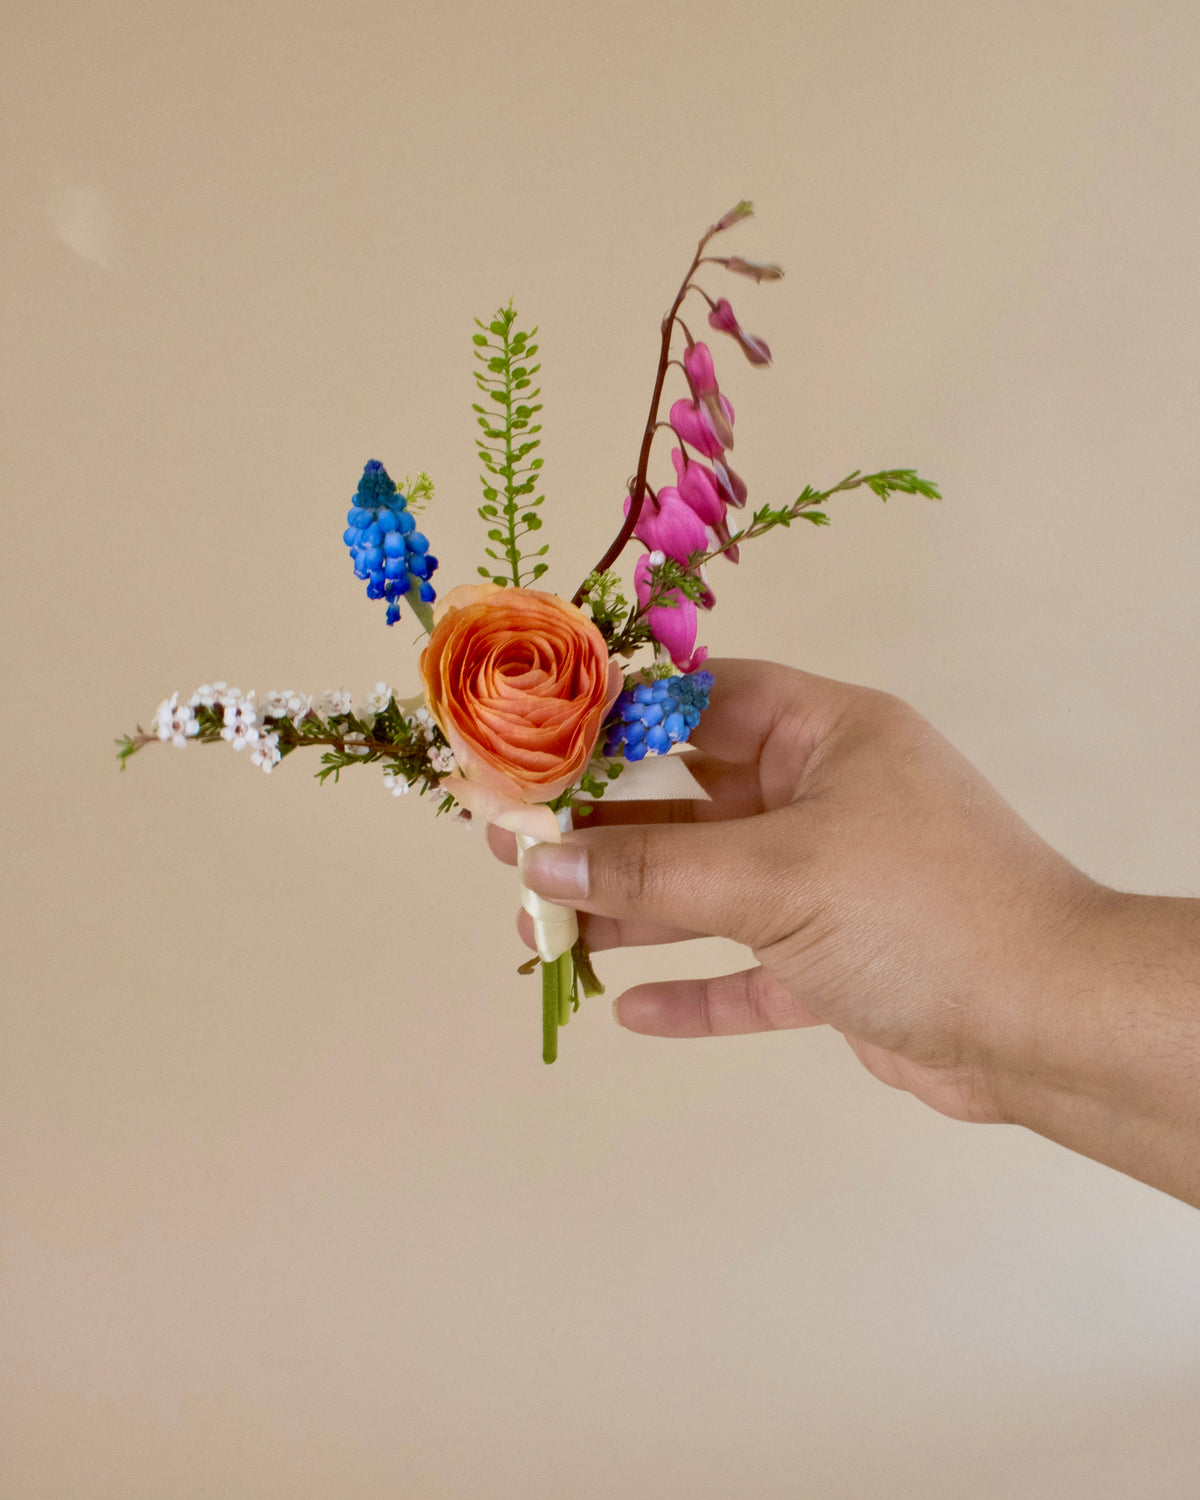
[419,583,624,840]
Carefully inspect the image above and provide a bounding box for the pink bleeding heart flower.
[666,452,742,564]
[634,553,709,673]
[624,485,708,565]
[670,448,725,526]
[681,340,734,449]
[669,395,735,460]
[673,446,748,523]
[707,298,771,366]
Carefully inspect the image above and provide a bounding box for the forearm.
[996,889,1200,1207]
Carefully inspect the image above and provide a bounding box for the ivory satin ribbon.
[514,752,711,963]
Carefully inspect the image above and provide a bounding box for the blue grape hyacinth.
[603,670,715,761]
[343,460,438,625]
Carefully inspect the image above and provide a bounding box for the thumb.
[519,809,805,950]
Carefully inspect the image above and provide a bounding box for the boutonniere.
[120,202,939,1062]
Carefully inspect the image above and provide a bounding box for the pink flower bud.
[714,200,754,232]
[706,297,772,366]
[707,298,739,334]
[682,341,718,396]
[680,345,733,445]
[723,257,784,282]
[669,396,735,460]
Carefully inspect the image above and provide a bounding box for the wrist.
[989,885,1200,1205]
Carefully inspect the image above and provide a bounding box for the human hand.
[490,659,1104,1126]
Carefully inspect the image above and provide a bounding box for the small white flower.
[648,550,667,568]
[223,720,260,750]
[214,686,248,717]
[262,689,312,720]
[362,682,393,717]
[251,730,282,773]
[222,695,257,728]
[382,770,410,797]
[153,692,200,748]
[221,695,259,749]
[342,732,369,756]
[189,683,218,708]
[319,689,353,717]
[409,706,438,743]
[428,744,456,775]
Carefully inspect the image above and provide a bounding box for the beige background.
[4,1,1200,1495]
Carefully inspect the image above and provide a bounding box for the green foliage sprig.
[587,469,940,659]
[709,468,941,556]
[118,692,451,796]
[472,304,548,588]
[579,570,630,646]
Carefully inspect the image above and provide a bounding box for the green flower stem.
[558,952,574,1027]
[541,961,555,1063]
[541,951,575,1063]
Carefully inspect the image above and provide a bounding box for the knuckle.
[596,825,658,912]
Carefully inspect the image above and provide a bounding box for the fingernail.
[611,996,625,1027]
[520,842,589,902]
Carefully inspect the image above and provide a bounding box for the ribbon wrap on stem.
[513,752,711,962]
[516,806,578,963]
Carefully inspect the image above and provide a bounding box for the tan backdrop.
[4,2,1200,1496]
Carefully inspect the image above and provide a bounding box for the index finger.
[485,752,761,869]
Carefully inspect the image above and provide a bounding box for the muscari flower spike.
[342,459,438,625]
[602,670,715,761]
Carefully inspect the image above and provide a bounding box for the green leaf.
[571,938,605,999]
[472,333,488,346]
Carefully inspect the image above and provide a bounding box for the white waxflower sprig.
[120,685,456,798]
